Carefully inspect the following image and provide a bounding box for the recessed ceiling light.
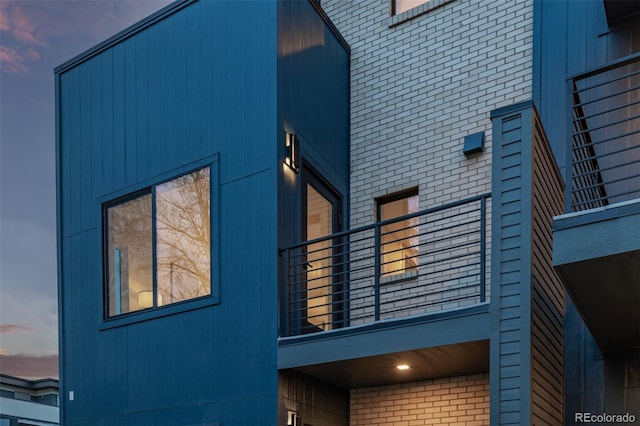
[396,364,410,370]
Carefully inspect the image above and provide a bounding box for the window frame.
[390,0,430,16]
[376,188,420,281]
[389,0,455,26]
[99,155,219,329]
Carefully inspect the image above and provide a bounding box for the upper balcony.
[553,52,640,352]
[278,194,491,387]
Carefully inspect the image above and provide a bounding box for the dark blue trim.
[489,99,534,119]
[99,296,218,330]
[281,192,491,251]
[480,196,486,302]
[97,155,217,203]
[54,71,66,423]
[553,200,640,230]
[151,183,158,308]
[567,51,640,81]
[278,304,490,370]
[520,106,534,426]
[308,0,350,54]
[489,106,505,425]
[98,154,220,325]
[278,302,489,346]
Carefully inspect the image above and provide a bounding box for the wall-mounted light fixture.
[287,411,300,426]
[284,132,300,173]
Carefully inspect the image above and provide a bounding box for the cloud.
[0,45,32,73]
[0,324,36,335]
[0,4,9,32]
[0,1,172,74]
[0,2,44,73]
[0,354,58,379]
[2,2,45,47]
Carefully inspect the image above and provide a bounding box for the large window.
[378,190,419,277]
[105,167,211,317]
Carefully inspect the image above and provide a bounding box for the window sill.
[380,270,418,285]
[99,295,219,330]
[389,0,455,27]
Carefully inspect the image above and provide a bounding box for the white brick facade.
[321,0,531,313]
[321,0,533,226]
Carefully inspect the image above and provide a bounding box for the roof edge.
[54,0,196,75]
[1,373,59,390]
[308,0,350,54]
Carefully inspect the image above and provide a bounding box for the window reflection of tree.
[155,168,211,305]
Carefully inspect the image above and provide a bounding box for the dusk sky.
[0,0,173,379]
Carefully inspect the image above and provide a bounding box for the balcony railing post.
[283,247,290,337]
[374,223,381,321]
[480,196,486,303]
[566,78,575,212]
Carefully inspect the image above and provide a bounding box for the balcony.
[553,52,640,352]
[278,194,491,386]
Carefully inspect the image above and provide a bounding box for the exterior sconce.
[284,133,299,173]
[287,411,300,426]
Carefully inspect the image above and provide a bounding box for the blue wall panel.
[534,0,638,173]
[534,1,640,421]
[276,0,350,253]
[490,103,530,426]
[57,1,279,424]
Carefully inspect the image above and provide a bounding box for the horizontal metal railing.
[567,52,640,212]
[281,193,490,337]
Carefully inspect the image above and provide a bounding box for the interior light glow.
[396,364,410,370]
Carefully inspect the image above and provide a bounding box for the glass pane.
[380,194,419,277]
[156,167,211,305]
[394,0,429,15]
[306,184,333,330]
[107,194,152,316]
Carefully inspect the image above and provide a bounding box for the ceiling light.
[396,364,410,370]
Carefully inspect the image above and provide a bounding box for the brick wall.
[322,0,532,224]
[321,0,531,311]
[350,374,490,425]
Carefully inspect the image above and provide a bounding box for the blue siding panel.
[276,0,350,254]
[490,102,529,426]
[57,1,280,424]
[533,0,638,418]
[491,101,566,424]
